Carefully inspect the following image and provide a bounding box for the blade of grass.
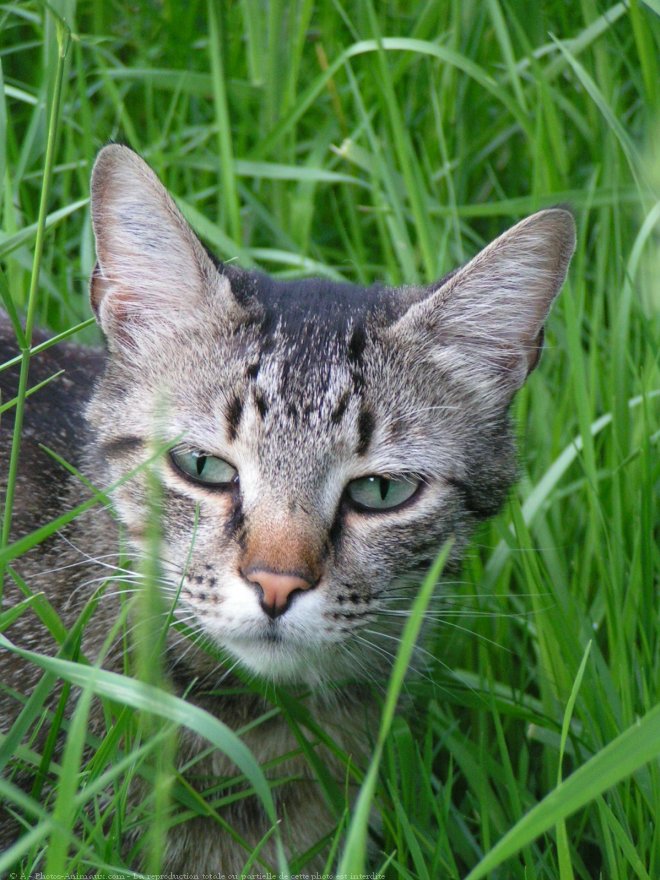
[0,265,24,342]
[0,369,64,415]
[207,0,241,244]
[484,390,659,586]
[0,11,71,599]
[551,35,646,198]
[0,629,290,875]
[336,540,452,875]
[0,54,6,226]
[556,640,592,880]
[255,37,531,161]
[464,701,660,880]
[43,671,94,875]
[0,317,96,375]
[0,198,89,260]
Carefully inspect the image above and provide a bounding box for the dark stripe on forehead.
[356,408,375,456]
[258,311,277,354]
[348,325,367,364]
[225,395,244,441]
[331,390,352,425]
[278,359,291,393]
[246,360,261,381]
[351,364,365,394]
[254,388,269,419]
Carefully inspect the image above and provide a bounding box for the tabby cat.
[0,145,575,872]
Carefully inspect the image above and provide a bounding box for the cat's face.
[87,145,575,686]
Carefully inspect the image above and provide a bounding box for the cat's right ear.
[388,209,575,401]
[90,144,245,350]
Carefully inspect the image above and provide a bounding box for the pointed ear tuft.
[391,209,575,396]
[89,144,241,349]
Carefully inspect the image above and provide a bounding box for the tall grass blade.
[464,702,660,880]
[0,630,290,874]
[336,540,452,875]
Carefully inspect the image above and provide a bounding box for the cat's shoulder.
[0,312,106,535]
[1,311,105,410]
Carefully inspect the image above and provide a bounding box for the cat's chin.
[222,633,338,686]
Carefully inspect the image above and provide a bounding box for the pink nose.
[244,568,315,619]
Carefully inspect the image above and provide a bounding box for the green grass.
[1,0,659,877]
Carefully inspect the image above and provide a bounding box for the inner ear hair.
[88,144,246,347]
[387,208,575,392]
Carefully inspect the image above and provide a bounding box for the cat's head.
[87,145,574,687]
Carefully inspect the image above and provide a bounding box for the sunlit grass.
[1,1,658,877]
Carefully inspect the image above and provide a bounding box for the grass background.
[1,0,659,877]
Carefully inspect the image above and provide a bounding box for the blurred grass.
[0,1,659,877]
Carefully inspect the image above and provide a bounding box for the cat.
[0,144,575,873]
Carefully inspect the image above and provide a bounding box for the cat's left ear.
[89,144,245,351]
[390,209,575,396]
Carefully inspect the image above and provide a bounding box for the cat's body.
[0,145,575,872]
[0,321,368,870]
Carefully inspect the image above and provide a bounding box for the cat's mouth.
[258,624,283,643]
[217,624,331,684]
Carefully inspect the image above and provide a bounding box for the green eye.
[170,449,238,486]
[346,475,419,511]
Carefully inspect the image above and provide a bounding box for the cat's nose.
[243,568,315,619]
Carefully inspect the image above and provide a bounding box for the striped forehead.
[223,319,363,440]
